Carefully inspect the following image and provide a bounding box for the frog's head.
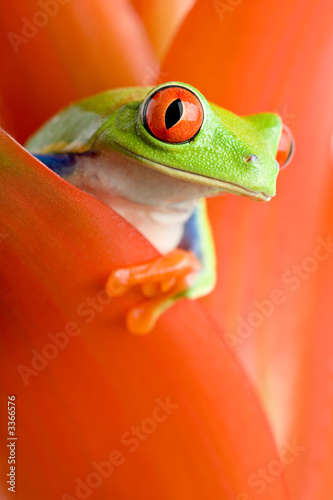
[96,81,294,201]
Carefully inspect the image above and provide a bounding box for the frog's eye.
[276,124,294,169]
[141,85,204,144]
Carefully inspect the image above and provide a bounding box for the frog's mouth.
[111,142,274,202]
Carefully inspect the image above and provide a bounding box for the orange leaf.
[0,129,289,499]
[0,0,156,142]
[131,0,196,60]
[162,1,333,499]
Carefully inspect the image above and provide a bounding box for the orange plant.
[1,1,333,499]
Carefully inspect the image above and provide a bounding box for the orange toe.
[106,249,201,297]
[126,277,188,335]
[105,249,201,333]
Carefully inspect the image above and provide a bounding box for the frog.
[25,81,293,334]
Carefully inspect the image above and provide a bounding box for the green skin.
[26,81,282,306]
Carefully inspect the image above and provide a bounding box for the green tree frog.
[25,82,293,334]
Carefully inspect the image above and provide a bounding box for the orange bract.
[163,1,333,499]
[0,0,156,143]
[0,130,289,499]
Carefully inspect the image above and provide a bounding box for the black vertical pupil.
[165,99,183,129]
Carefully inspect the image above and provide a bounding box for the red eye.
[141,85,204,143]
[276,124,295,169]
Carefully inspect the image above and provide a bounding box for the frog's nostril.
[243,154,258,164]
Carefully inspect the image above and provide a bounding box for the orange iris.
[142,85,204,143]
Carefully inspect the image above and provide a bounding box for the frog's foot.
[105,249,201,334]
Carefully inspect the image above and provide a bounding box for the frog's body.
[26,82,292,333]
[33,149,215,254]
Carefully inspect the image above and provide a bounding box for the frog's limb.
[105,249,201,334]
[179,199,216,300]
[33,153,78,176]
[106,200,216,334]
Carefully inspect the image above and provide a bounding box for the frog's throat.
[110,142,273,202]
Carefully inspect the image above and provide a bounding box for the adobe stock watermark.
[141,64,169,87]
[261,106,296,145]
[226,235,333,349]
[236,439,306,499]
[272,105,296,127]
[7,0,70,54]
[61,397,179,500]
[213,0,243,21]
[17,288,112,386]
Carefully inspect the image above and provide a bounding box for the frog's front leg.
[179,199,216,300]
[106,200,216,334]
